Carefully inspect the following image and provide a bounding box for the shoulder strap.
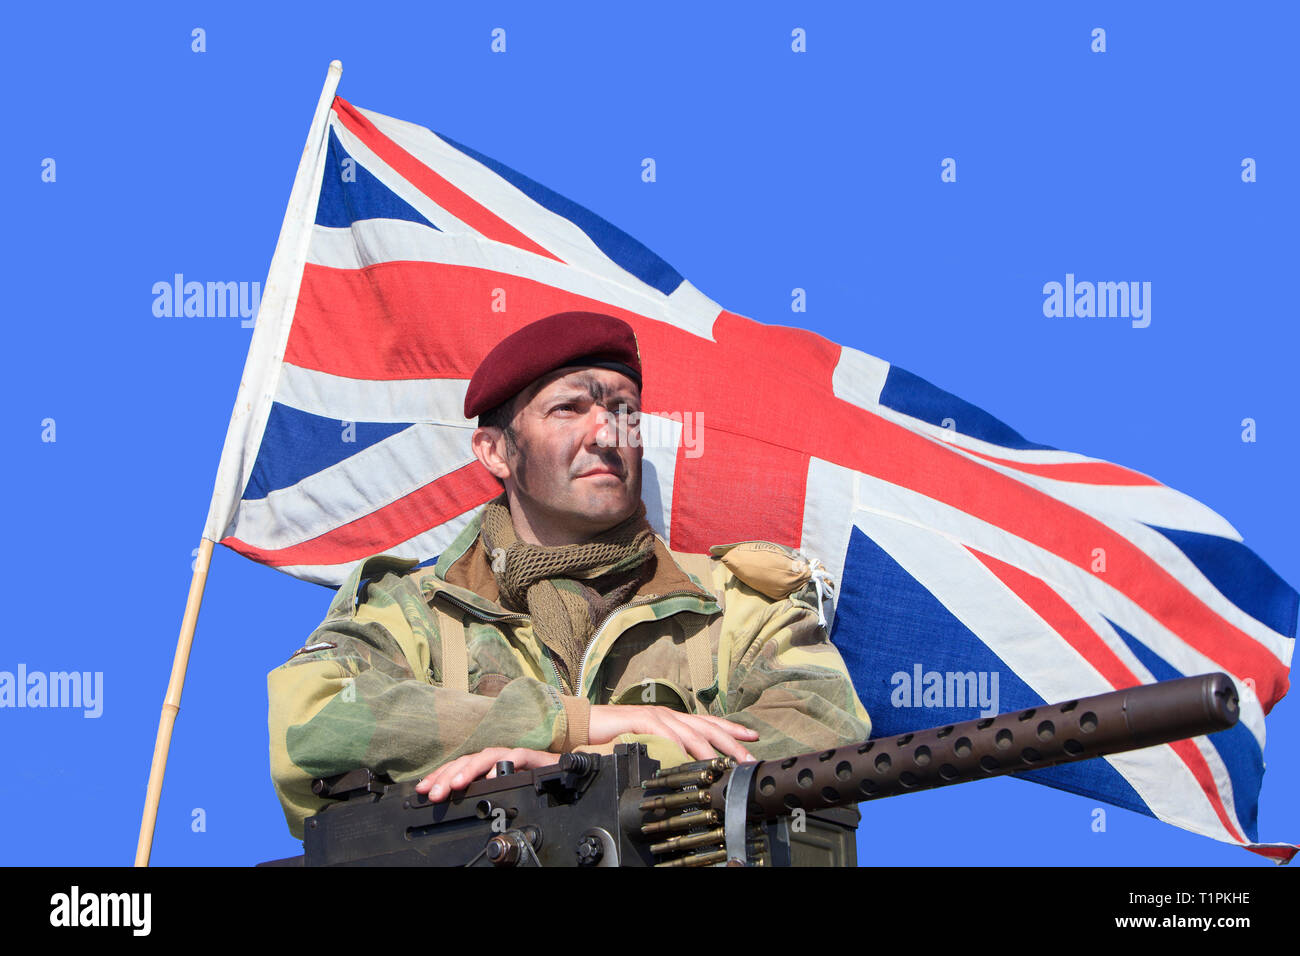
[672,552,725,713]
[429,599,469,693]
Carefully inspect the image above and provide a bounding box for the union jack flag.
[205,91,1296,860]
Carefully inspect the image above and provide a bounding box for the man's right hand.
[587,704,760,762]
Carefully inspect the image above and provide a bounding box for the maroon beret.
[464,311,643,418]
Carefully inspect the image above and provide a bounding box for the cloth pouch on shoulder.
[708,541,812,600]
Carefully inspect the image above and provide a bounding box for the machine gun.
[264,672,1240,867]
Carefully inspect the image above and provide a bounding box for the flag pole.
[134,60,344,866]
[133,536,213,866]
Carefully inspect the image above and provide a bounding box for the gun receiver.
[266,672,1238,867]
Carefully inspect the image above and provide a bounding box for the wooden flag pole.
[134,60,344,866]
[134,536,214,866]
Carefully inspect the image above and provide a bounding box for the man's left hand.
[415,747,563,803]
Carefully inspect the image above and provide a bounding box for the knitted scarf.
[480,496,657,691]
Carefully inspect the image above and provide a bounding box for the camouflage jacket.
[268,511,871,838]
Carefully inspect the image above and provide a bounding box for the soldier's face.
[497,367,643,542]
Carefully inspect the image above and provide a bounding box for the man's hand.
[413,708,760,803]
[589,704,760,763]
[415,747,563,803]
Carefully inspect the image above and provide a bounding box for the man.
[267,311,871,839]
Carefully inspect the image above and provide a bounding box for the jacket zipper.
[574,600,635,699]
[543,649,568,694]
[432,589,527,624]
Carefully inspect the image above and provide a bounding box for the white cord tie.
[802,554,835,628]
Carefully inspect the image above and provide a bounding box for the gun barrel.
[726,672,1239,822]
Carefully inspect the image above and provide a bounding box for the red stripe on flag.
[670,426,809,548]
[643,314,836,550]
[967,548,1142,689]
[959,446,1160,486]
[286,261,649,381]
[1166,737,1249,844]
[1245,843,1299,863]
[968,547,1248,845]
[331,97,562,263]
[222,463,500,567]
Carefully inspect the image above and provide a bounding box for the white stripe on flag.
[831,345,891,411]
[826,361,1244,539]
[277,362,471,425]
[307,217,724,345]
[327,115,476,237]
[801,455,859,628]
[638,413,683,545]
[358,107,665,293]
[1104,735,1247,846]
[307,219,708,339]
[355,107,616,272]
[224,422,475,551]
[940,438,1244,540]
[851,384,1228,482]
[277,506,480,587]
[847,506,1119,702]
